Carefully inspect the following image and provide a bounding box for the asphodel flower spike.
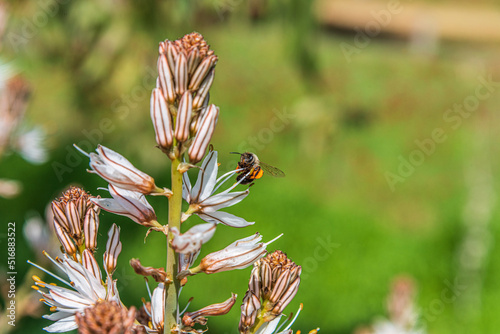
[153,32,219,161]
[77,144,168,195]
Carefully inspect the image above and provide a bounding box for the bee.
[231,152,285,185]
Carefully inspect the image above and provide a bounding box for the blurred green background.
[1,0,500,333]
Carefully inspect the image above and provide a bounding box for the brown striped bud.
[187,47,201,76]
[81,249,102,282]
[158,55,176,103]
[174,91,193,143]
[83,209,99,251]
[65,201,81,242]
[238,291,261,334]
[189,55,217,91]
[53,221,76,256]
[188,104,219,164]
[193,69,214,110]
[103,224,122,276]
[174,52,188,96]
[150,88,173,150]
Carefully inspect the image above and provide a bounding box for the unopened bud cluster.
[239,251,302,334]
[51,186,100,256]
[151,32,219,163]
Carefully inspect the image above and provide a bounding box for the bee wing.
[259,161,285,177]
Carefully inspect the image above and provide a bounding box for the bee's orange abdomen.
[253,167,264,179]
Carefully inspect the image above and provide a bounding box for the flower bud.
[83,209,99,251]
[174,52,188,96]
[174,91,193,143]
[150,88,173,150]
[238,291,261,333]
[182,293,237,327]
[158,54,176,103]
[53,221,76,256]
[189,55,217,91]
[51,201,70,232]
[188,104,219,164]
[103,224,122,276]
[65,201,81,241]
[193,69,214,110]
[187,47,201,76]
[82,249,102,282]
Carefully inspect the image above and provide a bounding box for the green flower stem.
[164,158,182,334]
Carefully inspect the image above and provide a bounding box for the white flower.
[91,184,161,228]
[183,150,253,228]
[373,321,425,334]
[30,252,119,333]
[143,283,165,333]
[15,126,48,164]
[29,225,123,333]
[253,304,307,334]
[170,223,216,254]
[76,145,164,195]
[186,233,282,276]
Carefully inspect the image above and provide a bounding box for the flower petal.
[198,211,254,228]
[191,150,218,202]
[201,190,249,212]
[43,315,78,333]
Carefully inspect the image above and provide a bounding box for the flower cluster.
[29,206,125,332]
[50,187,99,256]
[151,32,219,163]
[239,251,302,334]
[28,33,308,334]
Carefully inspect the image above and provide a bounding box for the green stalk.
[164,158,182,334]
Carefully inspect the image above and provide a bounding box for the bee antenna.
[229,152,241,155]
